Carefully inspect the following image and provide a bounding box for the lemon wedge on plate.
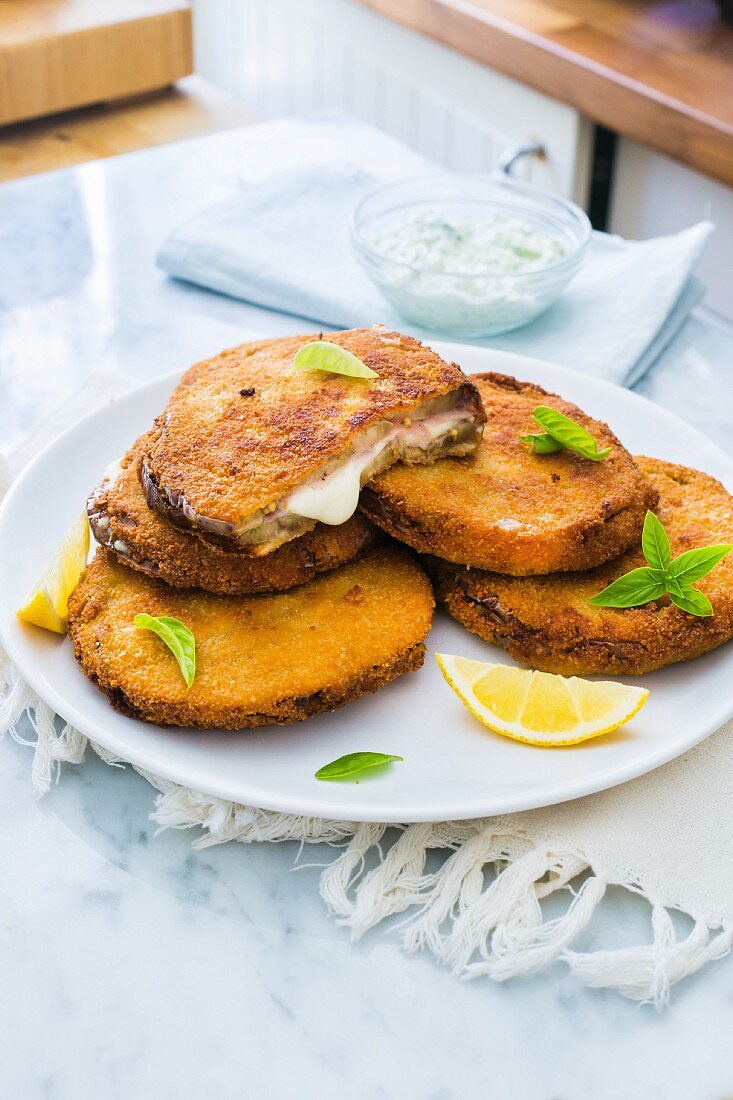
[436,654,648,746]
[17,512,90,634]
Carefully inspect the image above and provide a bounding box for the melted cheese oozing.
[285,459,364,525]
[285,433,395,525]
[284,409,474,526]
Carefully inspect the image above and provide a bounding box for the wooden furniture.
[353,0,733,187]
[0,75,254,182]
[0,0,192,126]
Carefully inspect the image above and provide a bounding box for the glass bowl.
[349,174,591,337]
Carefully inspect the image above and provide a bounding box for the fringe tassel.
[2,666,730,1007]
[337,822,434,938]
[150,782,359,848]
[564,910,733,1005]
[480,872,606,981]
[320,822,387,917]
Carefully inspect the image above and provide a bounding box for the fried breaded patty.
[88,434,378,595]
[68,545,434,728]
[360,373,657,575]
[427,458,733,676]
[142,329,484,554]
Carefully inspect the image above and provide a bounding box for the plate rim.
[2,342,733,822]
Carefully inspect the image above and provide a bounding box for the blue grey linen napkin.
[157,164,711,387]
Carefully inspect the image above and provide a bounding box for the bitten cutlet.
[88,433,378,595]
[360,372,657,575]
[427,457,733,676]
[67,545,435,729]
[141,328,485,555]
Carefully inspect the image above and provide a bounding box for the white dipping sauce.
[368,211,568,275]
[364,210,571,335]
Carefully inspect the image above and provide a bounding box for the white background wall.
[192,0,591,201]
[610,141,732,321]
[193,0,730,319]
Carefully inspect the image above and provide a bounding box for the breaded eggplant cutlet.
[360,372,656,575]
[142,328,485,556]
[68,545,434,729]
[88,433,378,595]
[427,458,733,676]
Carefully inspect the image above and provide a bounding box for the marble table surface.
[2,123,733,1099]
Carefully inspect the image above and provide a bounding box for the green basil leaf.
[663,573,685,598]
[519,432,564,455]
[641,510,671,571]
[290,341,377,379]
[587,566,667,608]
[588,514,728,616]
[667,585,713,618]
[531,406,611,462]
[315,751,403,781]
[667,543,732,584]
[134,613,196,687]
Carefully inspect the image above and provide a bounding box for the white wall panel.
[610,138,732,321]
[192,0,591,202]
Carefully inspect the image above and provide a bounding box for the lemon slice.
[17,512,90,634]
[436,654,648,746]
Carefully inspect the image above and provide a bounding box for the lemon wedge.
[436,654,648,746]
[17,512,90,633]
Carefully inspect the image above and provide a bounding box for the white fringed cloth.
[2,378,732,1007]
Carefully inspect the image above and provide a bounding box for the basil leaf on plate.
[134,613,196,687]
[641,510,671,572]
[290,341,377,379]
[315,751,403,781]
[529,406,611,461]
[666,543,732,585]
[587,566,667,608]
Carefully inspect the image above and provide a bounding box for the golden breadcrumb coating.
[361,372,657,575]
[68,545,434,728]
[427,458,733,676]
[143,328,484,535]
[88,433,378,594]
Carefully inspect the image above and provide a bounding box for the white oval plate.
[1,343,732,822]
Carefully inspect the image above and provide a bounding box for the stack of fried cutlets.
[68,328,733,730]
[361,373,733,676]
[68,328,486,728]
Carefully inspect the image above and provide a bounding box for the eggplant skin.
[67,544,434,729]
[142,328,485,543]
[426,457,733,676]
[87,431,380,595]
[361,372,657,576]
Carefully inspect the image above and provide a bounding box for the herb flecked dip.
[364,210,571,334]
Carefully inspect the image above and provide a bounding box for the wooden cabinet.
[0,0,192,126]
[0,76,254,183]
